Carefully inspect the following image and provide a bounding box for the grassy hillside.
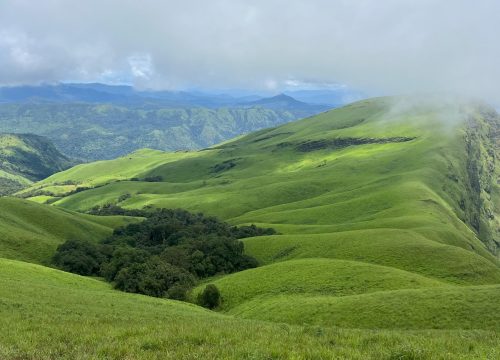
[1,258,498,359]
[16,96,500,332]
[0,133,74,195]
[192,258,448,311]
[191,260,500,330]
[230,285,500,330]
[0,197,137,264]
[17,149,198,198]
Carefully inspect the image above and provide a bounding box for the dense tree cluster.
[53,208,275,304]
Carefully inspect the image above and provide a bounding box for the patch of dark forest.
[275,136,416,152]
[53,205,275,309]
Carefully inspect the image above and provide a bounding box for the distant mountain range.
[0,83,356,160]
[0,83,361,107]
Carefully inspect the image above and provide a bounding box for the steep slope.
[0,133,74,195]
[0,197,137,264]
[1,257,498,359]
[22,96,500,328]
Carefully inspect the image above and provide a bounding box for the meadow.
[1,258,498,359]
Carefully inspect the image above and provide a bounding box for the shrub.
[166,284,191,301]
[114,257,195,297]
[197,284,221,309]
[53,239,103,276]
[100,246,150,281]
[142,176,163,182]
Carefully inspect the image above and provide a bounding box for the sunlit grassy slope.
[17,96,500,331]
[1,258,499,359]
[0,197,137,264]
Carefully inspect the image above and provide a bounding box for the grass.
[230,285,500,330]
[242,230,500,285]
[191,258,447,311]
[0,197,138,264]
[23,148,199,190]
[1,258,499,359]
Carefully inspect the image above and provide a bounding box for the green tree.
[53,239,102,276]
[198,284,221,309]
[114,257,195,297]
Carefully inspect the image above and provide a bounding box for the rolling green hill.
[0,133,74,195]
[1,257,498,359]
[4,96,500,357]
[0,197,137,264]
[24,96,500,324]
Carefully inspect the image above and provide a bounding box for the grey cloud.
[1,0,499,102]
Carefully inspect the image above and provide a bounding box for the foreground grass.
[229,285,500,330]
[1,258,499,360]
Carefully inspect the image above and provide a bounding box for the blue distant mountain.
[0,83,260,108]
[0,83,362,109]
[284,88,365,106]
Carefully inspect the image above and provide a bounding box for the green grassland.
[3,96,500,357]
[191,258,448,311]
[0,197,137,264]
[230,285,500,330]
[1,258,499,359]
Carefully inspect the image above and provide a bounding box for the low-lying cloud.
[1,0,500,102]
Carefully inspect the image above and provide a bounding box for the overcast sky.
[1,0,499,100]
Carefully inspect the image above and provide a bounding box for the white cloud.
[0,0,499,102]
[128,54,154,80]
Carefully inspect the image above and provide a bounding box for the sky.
[1,0,499,101]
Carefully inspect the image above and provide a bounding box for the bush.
[166,284,191,301]
[142,176,163,182]
[100,246,150,281]
[114,257,195,297]
[197,284,221,309]
[52,239,103,276]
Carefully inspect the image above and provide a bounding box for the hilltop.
[0,133,74,195]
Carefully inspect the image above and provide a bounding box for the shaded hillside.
[0,133,74,195]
